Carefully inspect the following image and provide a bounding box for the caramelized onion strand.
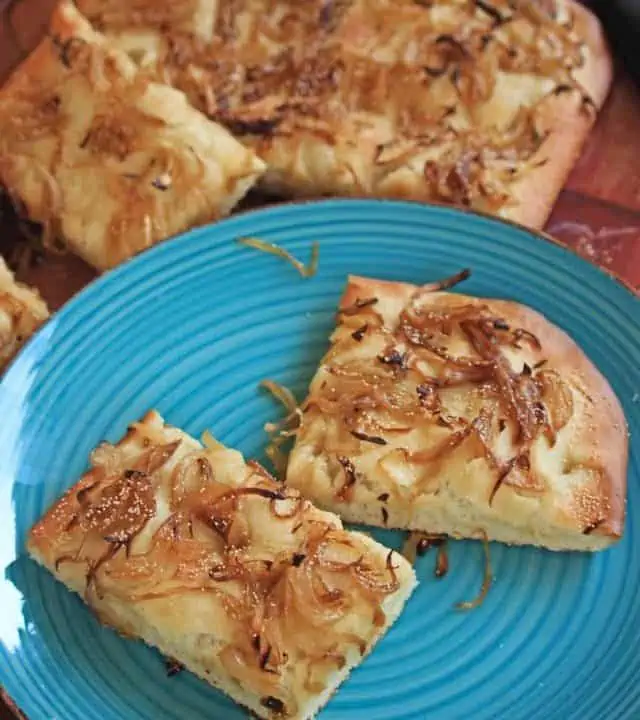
[455,532,492,610]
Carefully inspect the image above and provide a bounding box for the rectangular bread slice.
[28,410,416,720]
[0,1,265,271]
[286,274,628,552]
[0,256,49,372]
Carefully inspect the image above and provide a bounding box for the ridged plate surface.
[0,200,639,720]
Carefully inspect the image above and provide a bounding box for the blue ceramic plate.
[1,200,639,720]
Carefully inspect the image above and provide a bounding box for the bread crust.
[483,295,626,538]
[502,0,613,228]
[28,409,416,720]
[0,2,264,270]
[287,275,628,551]
[0,257,49,372]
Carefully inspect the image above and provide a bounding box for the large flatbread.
[0,2,265,270]
[76,0,612,229]
[286,274,628,551]
[0,256,49,371]
[28,410,416,720]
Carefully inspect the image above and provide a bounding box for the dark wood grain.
[549,188,640,288]
[566,73,640,211]
[7,0,57,57]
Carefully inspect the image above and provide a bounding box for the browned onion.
[55,553,86,572]
[76,480,99,506]
[304,650,348,693]
[171,454,217,508]
[336,456,357,500]
[85,540,124,600]
[219,644,282,697]
[538,369,574,433]
[135,441,181,474]
[511,328,542,351]
[401,531,445,564]
[416,268,472,294]
[455,532,493,610]
[315,537,364,572]
[265,437,290,477]
[416,381,442,413]
[339,297,379,316]
[352,550,400,596]
[83,470,155,544]
[401,322,494,371]
[194,485,292,542]
[286,565,351,625]
[260,379,303,477]
[340,634,367,656]
[434,542,449,578]
[261,379,299,415]
[409,425,472,464]
[489,455,518,505]
[225,513,251,548]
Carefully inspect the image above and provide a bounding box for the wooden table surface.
[1,2,640,719]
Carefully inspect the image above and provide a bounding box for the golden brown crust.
[0,256,49,372]
[287,274,628,550]
[502,0,613,228]
[571,0,613,108]
[28,409,416,720]
[0,2,265,270]
[483,296,627,538]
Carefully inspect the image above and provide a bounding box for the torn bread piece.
[85,0,612,229]
[28,410,416,720]
[0,256,49,372]
[287,274,628,551]
[0,2,265,271]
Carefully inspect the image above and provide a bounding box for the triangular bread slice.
[28,410,416,720]
[287,274,627,551]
